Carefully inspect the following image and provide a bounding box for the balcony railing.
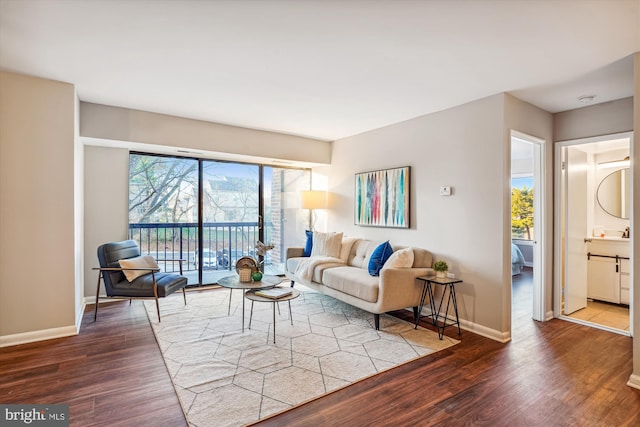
[128,221,263,274]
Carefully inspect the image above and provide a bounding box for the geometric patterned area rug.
[144,283,459,427]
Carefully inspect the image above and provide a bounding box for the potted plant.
[254,240,275,273]
[433,260,448,279]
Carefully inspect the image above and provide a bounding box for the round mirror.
[597,168,630,219]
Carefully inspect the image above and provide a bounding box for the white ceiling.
[1,0,639,141]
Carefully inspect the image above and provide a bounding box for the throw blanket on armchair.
[294,256,344,282]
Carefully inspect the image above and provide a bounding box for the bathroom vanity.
[587,237,630,305]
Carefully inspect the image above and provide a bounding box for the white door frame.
[511,130,546,322]
[553,132,633,337]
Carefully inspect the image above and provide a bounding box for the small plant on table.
[433,260,448,278]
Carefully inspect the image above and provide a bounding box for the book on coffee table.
[254,287,293,299]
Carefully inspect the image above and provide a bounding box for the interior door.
[564,147,589,314]
[532,138,544,321]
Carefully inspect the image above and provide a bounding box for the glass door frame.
[129,151,310,286]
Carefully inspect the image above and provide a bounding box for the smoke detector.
[577,95,596,104]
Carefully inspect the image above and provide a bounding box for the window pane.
[128,154,199,284]
[511,177,534,240]
[128,153,310,286]
[264,167,311,275]
[201,161,260,284]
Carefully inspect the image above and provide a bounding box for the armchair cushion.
[119,255,159,282]
[97,240,187,298]
[112,272,187,298]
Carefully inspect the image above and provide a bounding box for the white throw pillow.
[310,231,343,258]
[382,247,414,269]
[119,255,159,282]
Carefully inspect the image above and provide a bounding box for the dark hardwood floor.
[2,278,639,426]
[0,300,187,427]
[256,269,640,426]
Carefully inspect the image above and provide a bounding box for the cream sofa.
[285,237,434,329]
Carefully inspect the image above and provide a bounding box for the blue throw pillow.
[368,241,393,276]
[303,230,313,257]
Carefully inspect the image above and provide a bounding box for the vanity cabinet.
[587,257,620,303]
[586,239,630,305]
[620,259,630,305]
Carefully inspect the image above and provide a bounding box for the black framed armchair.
[94,240,188,322]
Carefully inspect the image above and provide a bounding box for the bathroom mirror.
[597,168,630,219]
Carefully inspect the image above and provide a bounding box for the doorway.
[555,132,633,335]
[511,131,545,329]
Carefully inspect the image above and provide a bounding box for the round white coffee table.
[245,287,301,344]
[217,274,282,331]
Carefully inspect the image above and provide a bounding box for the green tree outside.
[512,187,534,240]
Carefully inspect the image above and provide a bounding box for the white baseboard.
[83,295,125,305]
[0,325,78,348]
[76,301,86,332]
[627,374,640,390]
[459,318,511,343]
[545,310,555,321]
[409,307,511,343]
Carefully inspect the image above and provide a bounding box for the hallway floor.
[512,267,630,333]
[569,300,630,332]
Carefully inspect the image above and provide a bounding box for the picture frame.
[355,166,410,228]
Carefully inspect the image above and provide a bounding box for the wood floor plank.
[253,270,640,426]
[0,300,187,427]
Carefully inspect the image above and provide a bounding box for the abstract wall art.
[355,166,410,228]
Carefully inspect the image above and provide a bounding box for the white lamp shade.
[300,190,327,209]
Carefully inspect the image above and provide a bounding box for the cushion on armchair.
[119,255,159,282]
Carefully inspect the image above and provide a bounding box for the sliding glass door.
[128,153,310,286]
[128,154,200,285]
[201,160,260,284]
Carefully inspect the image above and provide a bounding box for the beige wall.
[325,93,543,339]
[554,97,634,142]
[83,146,130,300]
[0,71,78,343]
[81,102,332,165]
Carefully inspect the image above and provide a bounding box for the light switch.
[440,186,451,196]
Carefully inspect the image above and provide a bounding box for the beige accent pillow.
[119,255,159,282]
[311,231,343,258]
[382,247,414,269]
[339,236,358,262]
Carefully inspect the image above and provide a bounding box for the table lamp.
[300,190,327,231]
